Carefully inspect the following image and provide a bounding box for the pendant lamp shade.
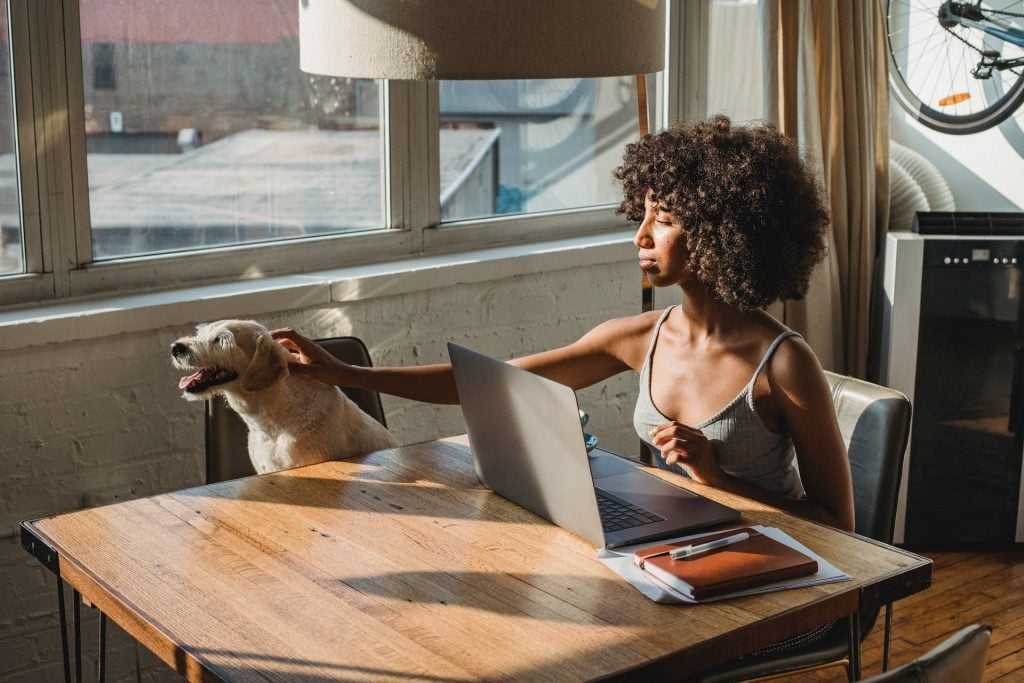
[299,0,665,80]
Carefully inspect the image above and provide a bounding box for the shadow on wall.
[890,114,1020,212]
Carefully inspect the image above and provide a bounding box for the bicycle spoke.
[934,31,956,112]
[901,26,955,54]
[886,0,1024,133]
[906,25,941,86]
[954,35,973,114]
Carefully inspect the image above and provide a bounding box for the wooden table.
[21,436,931,682]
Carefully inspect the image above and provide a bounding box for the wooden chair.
[860,624,991,683]
[205,336,387,483]
[697,372,913,682]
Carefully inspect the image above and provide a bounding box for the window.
[0,1,738,307]
[78,1,384,261]
[439,77,643,221]
[91,42,116,90]
[707,0,764,122]
[0,1,21,277]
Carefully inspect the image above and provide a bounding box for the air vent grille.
[913,211,1024,235]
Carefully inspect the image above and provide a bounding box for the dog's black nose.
[171,342,190,358]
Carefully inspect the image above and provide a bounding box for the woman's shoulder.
[734,311,818,382]
[747,318,829,423]
[759,323,826,395]
[593,307,671,336]
[740,311,799,350]
[583,308,672,369]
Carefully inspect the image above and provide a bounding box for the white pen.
[670,531,751,560]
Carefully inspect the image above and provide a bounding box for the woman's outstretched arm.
[271,328,461,404]
[271,314,652,406]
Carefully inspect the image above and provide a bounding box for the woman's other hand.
[649,421,725,487]
[271,328,349,386]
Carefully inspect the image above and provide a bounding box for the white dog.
[171,320,399,474]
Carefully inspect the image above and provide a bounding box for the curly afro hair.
[614,115,829,312]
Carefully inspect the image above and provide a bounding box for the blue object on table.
[580,410,598,452]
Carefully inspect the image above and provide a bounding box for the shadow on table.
[341,570,645,624]
[173,474,551,526]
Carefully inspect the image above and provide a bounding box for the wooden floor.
[783,550,1024,682]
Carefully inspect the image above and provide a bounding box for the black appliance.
[880,212,1024,548]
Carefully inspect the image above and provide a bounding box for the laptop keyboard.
[596,491,665,532]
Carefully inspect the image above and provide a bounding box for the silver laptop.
[448,342,740,548]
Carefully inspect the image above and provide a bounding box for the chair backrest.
[861,624,991,683]
[824,371,912,544]
[205,336,387,483]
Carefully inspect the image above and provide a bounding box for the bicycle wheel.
[886,0,1024,135]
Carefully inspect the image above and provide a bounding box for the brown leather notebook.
[632,527,818,601]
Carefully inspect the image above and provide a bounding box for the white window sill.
[0,231,636,352]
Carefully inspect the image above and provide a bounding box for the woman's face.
[634,191,691,287]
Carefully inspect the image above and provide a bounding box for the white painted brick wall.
[0,260,650,681]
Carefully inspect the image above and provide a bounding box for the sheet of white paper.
[596,525,851,604]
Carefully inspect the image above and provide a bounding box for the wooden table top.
[22,436,931,682]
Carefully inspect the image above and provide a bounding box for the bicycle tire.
[885,0,1024,135]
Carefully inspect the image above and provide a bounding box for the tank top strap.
[644,306,677,365]
[749,329,802,385]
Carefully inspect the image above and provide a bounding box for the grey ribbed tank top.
[633,306,805,499]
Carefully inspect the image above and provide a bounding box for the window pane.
[0,0,23,276]
[707,0,764,122]
[439,77,647,221]
[80,1,383,261]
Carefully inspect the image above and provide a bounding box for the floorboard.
[777,550,1024,682]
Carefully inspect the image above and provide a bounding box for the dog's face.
[171,320,288,401]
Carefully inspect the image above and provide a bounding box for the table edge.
[21,518,229,683]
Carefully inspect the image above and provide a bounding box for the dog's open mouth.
[178,367,238,393]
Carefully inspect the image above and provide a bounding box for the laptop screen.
[448,342,606,545]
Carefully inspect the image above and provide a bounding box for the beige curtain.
[761,0,890,377]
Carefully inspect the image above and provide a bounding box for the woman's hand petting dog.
[272,328,350,387]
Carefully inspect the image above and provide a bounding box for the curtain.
[760,0,890,377]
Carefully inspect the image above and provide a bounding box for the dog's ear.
[239,334,287,392]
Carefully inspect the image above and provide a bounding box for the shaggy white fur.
[171,320,399,474]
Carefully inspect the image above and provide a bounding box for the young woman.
[273,115,855,532]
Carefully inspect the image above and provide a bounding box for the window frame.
[2,0,53,303]
[1,0,712,309]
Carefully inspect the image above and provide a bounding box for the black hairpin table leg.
[847,610,862,681]
[28,523,108,683]
[882,602,893,672]
[98,612,107,683]
[57,579,71,683]
[73,589,82,683]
